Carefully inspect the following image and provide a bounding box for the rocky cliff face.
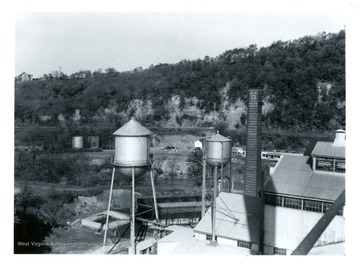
[121,83,274,129]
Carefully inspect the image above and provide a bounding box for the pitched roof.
[205,132,231,142]
[304,138,332,156]
[264,155,345,201]
[194,192,262,243]
[311,141,345,159]
[112,118,153,136]
[158,228,252,255]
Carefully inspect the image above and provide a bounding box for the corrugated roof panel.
[194,193,261,243]
[312,141,345,158]
[304,173,345,200]
[112,118,153,136]
[275,155,312,172]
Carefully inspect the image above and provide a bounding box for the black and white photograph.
[2,0,359,262]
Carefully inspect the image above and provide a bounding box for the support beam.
[150,168,159,221]
[103,167,115,253]
[212,166,218,242]
[291,190,345,255]
[201,158,207,217]
[228,161,232,193]
[220,161,224,193]
[130,167,136,255]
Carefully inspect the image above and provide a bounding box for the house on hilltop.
[15,72,33,82]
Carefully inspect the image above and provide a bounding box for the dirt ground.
[43,183,200,254]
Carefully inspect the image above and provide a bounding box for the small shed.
[194,139,203,149]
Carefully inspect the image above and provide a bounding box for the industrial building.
[262,129,345,255]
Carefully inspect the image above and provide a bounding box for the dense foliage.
[15,30,345,132]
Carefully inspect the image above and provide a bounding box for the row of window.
[315,157,345,173]
[264,194,344,216]
[206,234,215,241]
[273,247,287,255]
[205,235,254,250]
[237,240,251,249]
[204,235,287,255]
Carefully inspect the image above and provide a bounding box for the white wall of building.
[264,205,345,252]
[216,237,238,247]
[157,241,181,255]
[196,233,238,247]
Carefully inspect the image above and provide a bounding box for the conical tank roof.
[113,117,153,136]
[206,131,231,142]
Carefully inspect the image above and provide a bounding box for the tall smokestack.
[244,88,263,197]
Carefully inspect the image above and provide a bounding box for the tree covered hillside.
[15,30,345,132]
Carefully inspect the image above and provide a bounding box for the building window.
[303,199,322,213]
[206,235,217,241]
[274,247,287,255]
[323,202,332,213]
[237,240,251,249]
[335,159,345,173]
[283,197,302,209]
[315,157,334,172]
[324,203,344,216]
[264,194,283,207]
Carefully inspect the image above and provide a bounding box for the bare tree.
[167,158,178,188]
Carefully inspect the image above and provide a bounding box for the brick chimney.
[244,89,263,197]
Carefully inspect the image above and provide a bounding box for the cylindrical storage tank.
[112,117,153,178]
[205,132,232,167]
[72,136,84,149]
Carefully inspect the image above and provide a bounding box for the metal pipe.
[150,168,159,221]
[201,157,207,217]
[212,165,218,242]
[103,167,116,253]
[130,166,136,255]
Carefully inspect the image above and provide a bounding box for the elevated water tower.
[201,131,232,243]
[102,117,159,255]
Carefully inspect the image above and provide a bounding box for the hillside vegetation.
[15,30,345,133]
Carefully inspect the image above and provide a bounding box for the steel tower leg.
[103,167,115,253]
[212,166,218,242]
[201,158,207,217]
[228,161,232,193]
[128,167,136,255]
[130,167,136,255]
[150,168,159,221]
[220,161,224,193]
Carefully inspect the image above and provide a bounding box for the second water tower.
[201,131,232,243]
[205,131,232,168]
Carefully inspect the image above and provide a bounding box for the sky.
[14,1,349,78]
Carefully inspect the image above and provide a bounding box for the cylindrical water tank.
[112,118,153,178]
[72,136,84,149]
[205,132,232,167]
